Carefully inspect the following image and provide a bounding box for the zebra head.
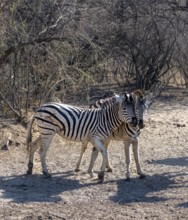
[116,93,138,127]
[131,90,149,129]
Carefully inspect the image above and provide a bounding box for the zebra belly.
[58,131,91,142]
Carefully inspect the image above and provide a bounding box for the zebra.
[26,93,138,183]
[75,90,150,180]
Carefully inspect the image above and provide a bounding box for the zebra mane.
[89,94,124,109]
[132,89,144,99]
[130,89,152,110]
[129,90,145,104]
[99,96,117,109]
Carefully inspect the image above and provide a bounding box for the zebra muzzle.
[138,120,145,129]
[131,117,138,127]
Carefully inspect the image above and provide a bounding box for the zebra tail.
[26,114,35,151]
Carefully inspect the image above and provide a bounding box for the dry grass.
[0,87,187,219]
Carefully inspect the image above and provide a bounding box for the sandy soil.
[0,87,187,220]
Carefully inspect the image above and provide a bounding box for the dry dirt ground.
[0,87,188,220]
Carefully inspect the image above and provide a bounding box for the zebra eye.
[140,99,147,107]
[130,97,134,103]
[124,94,129,100]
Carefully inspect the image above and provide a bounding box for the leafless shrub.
[0,0,188,121]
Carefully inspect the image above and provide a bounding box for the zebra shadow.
[109,174,178,204]
[177,202,188,208]
[0,172,94,203]
[148,156,188,167]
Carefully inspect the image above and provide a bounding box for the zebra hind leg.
[27,136,42,175]
[75,141,88,172]
[39,133,55,178]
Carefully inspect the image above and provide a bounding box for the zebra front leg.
[104,139,112,172]
[93,139,108,183]
[27,136,42,175]
[98,148,108,183]
[124,140,132,181]
[39,134,55,178]
[88,140,111,177]
[132,137,145,179]
[75,141,88,172]
[87,146,99,177]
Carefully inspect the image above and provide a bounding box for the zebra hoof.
[139,174,146,179]
[125,177,131,182]
[98,172,104,183]
[106,167,113,172]
[27,162,33,175]
[75,168,80,172]
[27,170,32,175]
[43,171,51,178]
[87,169,94,178]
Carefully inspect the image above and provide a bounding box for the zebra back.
[89,96,116,109]
[33,93,136,142]
[89,93,134,111]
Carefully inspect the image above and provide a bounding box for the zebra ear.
[130,92,136,102]
[124,93,129,101]
[124,93,135,104]
[144,93,154,107]
[133,89,145,98]
[115,94,124,103]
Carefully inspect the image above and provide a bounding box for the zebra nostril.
[139,120,145,129]
[132,117,138,126]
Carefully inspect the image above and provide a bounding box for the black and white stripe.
[75,90,149,180]
[26,93,137,182]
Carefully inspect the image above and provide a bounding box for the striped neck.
[98,101,122,137]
